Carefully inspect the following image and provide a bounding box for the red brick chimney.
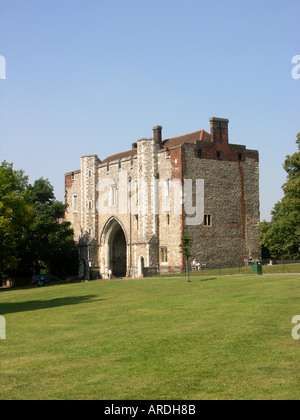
[153,125,163,146]
[210,117,229,143]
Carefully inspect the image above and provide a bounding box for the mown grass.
[158,262,300,278]
[0,273,299,400]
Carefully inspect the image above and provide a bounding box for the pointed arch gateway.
[100,217,128,278]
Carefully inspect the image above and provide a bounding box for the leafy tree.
[179,233,193,283]
[0,162,33,279]
[260,133,300,259]
[0,162,78,284]
[0,161,29,196]
[21,178,78,278]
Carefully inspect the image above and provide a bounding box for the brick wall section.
[169,146,186,270]
[157,147,183,273]
[183,143,260,267]
[193,141,259,163]
[238,162,246,240]
[64,170,82,241]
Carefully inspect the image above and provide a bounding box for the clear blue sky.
[0,0,299,221]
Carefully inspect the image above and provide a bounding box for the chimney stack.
[153,125,163,146]
[210,117,229,143]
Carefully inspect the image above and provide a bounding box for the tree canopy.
[260,133,300,259]
[0,162,78,283]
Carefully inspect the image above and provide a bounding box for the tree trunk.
[186,258,190,283]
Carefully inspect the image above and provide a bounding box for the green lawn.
[161,262,300,277]
[0,273,299,400]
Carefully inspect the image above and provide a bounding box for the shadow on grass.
[197,277,217,282]
[0,295,104,315]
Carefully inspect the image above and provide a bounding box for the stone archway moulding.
[100,217,128,278]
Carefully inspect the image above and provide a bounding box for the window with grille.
[166,213,170,225]
[204,214,212,227]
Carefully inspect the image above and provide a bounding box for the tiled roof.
[163,129,212,148]
[102,148,137,163]
[101,129,212,163]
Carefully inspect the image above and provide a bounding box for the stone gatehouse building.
[65,117,261,279]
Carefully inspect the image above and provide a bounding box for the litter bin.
[252,261,263,275]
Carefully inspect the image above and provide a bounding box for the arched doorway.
[112,228,127,277]
[100,218,127,278]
